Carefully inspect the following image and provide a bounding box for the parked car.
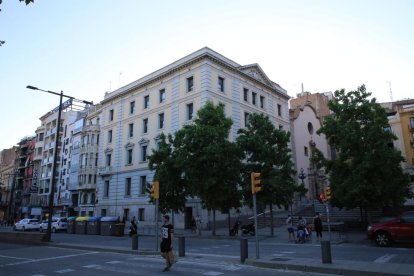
[13,219,40,231]
[39,217,68,233]
[367,211,414,246]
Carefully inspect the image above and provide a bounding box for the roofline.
[102,48,288,104]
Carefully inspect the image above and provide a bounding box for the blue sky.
[1,0,413,150]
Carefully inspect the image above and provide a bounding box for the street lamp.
[298,168,307,185]
[26,85,92,242]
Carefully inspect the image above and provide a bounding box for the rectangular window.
[141,145,147,162]
[218,76,225,92]
[244,112,250,127]
[140,176,147,195]
[143,118,148,133]
[127,148,133,164]
[138,208,145,221]
[144,95,149,109]
[108,130,112,143]
[128,123,134,138]
[277,104,282,117]
[410,117,414,129]
[123,208,130,221]
[187,103,194,120]
[104,180,110,197]
[125,178,131,196]
[243,88,249,102]
[109,109,114,121]
[260,96,265,109]
[158,113,164,129]
[279,125,283,130]
[187,76,194,92]
[101,209,107,216]
[252,92,257,105]
[130,101,135,114]
[304,146,308,156]
[106,154,111,166]
[159,89,166,103]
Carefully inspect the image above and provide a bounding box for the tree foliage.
[148,102,243,234]
[315,85,412,218]
[148,133,187,213]
[175,102,243,214]
[237,113,296,235]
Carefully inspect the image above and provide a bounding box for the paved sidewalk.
[2,225,413,275]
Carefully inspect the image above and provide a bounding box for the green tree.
[148,133,187,214]
[174,102,243,235]
[315,85,412,223]
[237,113,296,236]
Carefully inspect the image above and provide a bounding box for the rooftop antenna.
[388,81,393,102]
[301,82,304,95]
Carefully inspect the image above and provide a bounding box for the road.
[0,243,328,276]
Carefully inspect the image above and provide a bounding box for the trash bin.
[67,216,77,234]
[115,223,125,236]
[75,216,88,234]
[100,216,119,236]
[87,217,101,235]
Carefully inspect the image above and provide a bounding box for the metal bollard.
[321,240,332,263]
[178,236,185,257]
[131,234,138,250]
[240,238,248,263]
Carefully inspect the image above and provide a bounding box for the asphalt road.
[0,243,330,276]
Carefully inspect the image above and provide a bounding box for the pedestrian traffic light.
[150,181,159,199]
[251,172,262,194]
[324,186,331,201]
[318,193,325,203]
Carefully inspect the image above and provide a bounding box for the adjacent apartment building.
[96,47,291,227]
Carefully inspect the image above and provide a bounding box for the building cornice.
[101,48,289,105]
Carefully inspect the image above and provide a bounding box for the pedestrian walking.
[195,215,202,236]
[286,215,295,242]
[129,216,137,237]
[313,213,323,241]
[160,215,174,272]
[190,216,196,233]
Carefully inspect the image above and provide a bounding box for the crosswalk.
[28,255,242,276]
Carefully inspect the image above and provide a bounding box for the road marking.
[280,251,295,254]
[271,253,286,257]
[106,261,121,264]
[56,269,75,273]
[2,252,98,266]
[0,254,33,261]
[203,272,223,276]
[373,254,396,263]
[186,253,239,259]
[83,264,102,269]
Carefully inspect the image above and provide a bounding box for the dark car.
[367,211,414,246]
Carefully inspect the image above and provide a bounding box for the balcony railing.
[98,166,113,176]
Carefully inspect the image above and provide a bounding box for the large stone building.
[0,147,17,222]
[96,47,290,227]
[34,99,82,218]
[381,99,414,206]
[290,92,333,200]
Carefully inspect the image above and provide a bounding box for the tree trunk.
[212,210,216,236]
[270,203,274,237]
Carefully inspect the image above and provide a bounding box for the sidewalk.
[2,226,413,275]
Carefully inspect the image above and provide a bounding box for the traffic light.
[318,193,325,204]
[150,181,159,199]
[324,186,331,201]
[251,172,262,194]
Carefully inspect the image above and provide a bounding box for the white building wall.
[96,48,291,227]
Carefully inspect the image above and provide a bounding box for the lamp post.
[26,85,92,242]
[298,168,306,185]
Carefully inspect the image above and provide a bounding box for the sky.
[1,0,413,150]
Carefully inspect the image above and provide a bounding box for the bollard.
[320,240,332,263]
[178,236,185,257]
[240,238,248,263]
[131,234,138,250]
